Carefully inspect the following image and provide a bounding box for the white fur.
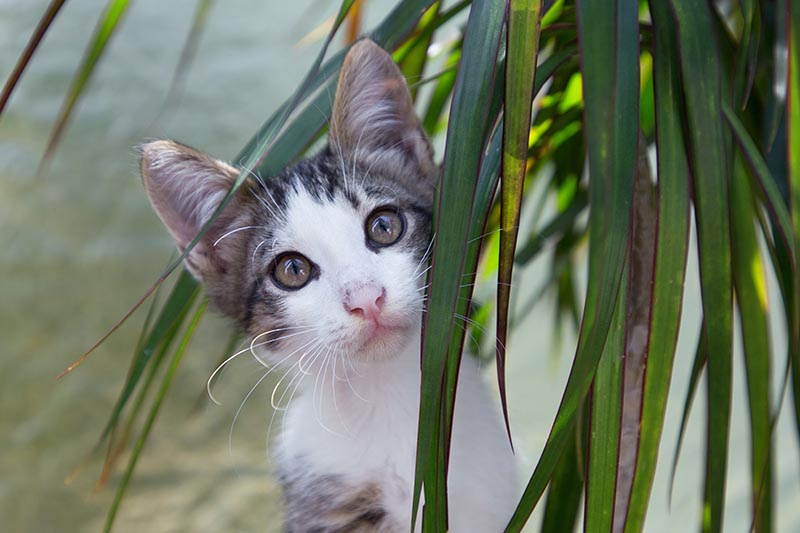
[255,188,520,531]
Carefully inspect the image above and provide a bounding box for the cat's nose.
[344,285,386,322]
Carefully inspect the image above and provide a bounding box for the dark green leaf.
[585,264,627,532]
[624,2,691,528]
[668,1,734,530]
[98,269,200,443]
[730,156,773,532]
[497,0,545,444]
[412,0,506,528]
[103,300,207,532]
[507,0,639,527]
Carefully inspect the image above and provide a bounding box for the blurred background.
[1,0,798,531]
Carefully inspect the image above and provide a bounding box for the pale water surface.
[1,1,798,531]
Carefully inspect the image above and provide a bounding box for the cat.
[140,39,519,532]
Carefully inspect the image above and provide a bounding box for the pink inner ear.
[141,140,249,278]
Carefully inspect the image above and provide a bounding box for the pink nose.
[344,285,386,322]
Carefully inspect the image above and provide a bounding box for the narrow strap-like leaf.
[723,102,796,266]
[497,0,545,445]
[668,1,734,530]
[39,0,132,174]
[614,136,658,529]
[585,261,628,532]
[540,416,585,533]
[624,2,691,528]
[668,325,707,504]
[97,269,199,443]
[103,300,207,532]
[0,0,67,115]
[506,0,639,528]
[157,0,215,114]
[786,0,800,448]
[412,0,506,528]
[730,156,773,532]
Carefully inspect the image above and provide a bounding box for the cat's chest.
[278,356,421,479]
[275,355,421,529]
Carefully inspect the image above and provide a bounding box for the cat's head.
[140,40,437,365]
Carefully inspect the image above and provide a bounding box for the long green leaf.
[98,269,199,443]
[786,0,800,447]
[103,300,207,532]
[0,0,67,115]
[540,417,585,533]
[624,2,691,528]
[414,47,570,528]
[668,1,733,530]
[497,0,544,442]
[732,0,759,108]
[668,326,707,504]
[398,1,440,100]
[585,264,627,532]
[723,102,796,265]
[413,0,506,528]
[39,0,132,174]
[506,0,639,528]
[730,156,773,532]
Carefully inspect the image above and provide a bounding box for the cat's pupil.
[366,208,404,247]
[272,253,313,290]
[374,216,391,234]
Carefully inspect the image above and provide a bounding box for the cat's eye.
[271,253,314,290]
[365,208,404,248]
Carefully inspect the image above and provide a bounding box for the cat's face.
[140,40,437,366]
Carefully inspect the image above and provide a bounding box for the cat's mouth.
[351,319,412,354]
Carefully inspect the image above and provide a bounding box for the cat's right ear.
[140,140,254,282]
[330,39,438,192]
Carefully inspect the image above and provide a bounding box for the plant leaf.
[39,0,133,174]
[668,325,707,505]
[624,2,691,527]
[786,0,800,448]
[540,417,585,533]
[585,262,627,532]
[506,0,639,527]
[103,300,207,532]
[97,269,200,444]
[157,0,215,114]
[0,0,67,115]
[412,0,506,528]
[730,155,773,532]
[668,1,734,530]
[496,0,545,444]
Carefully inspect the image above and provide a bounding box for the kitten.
[140,39,519,532]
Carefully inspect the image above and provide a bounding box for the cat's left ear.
[139,140,255,287]
[330,39,437,190]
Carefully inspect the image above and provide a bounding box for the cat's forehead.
[281,187,365,245]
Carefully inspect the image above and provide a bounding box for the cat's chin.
[350,322,414,361]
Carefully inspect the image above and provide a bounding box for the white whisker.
[213,225,261,247]
[207,325,318,405]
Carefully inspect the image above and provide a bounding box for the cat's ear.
[330,39,437,187]
[140,140,254,282]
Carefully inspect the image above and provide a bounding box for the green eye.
[272,253,313,290]
[365,208,404,247]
